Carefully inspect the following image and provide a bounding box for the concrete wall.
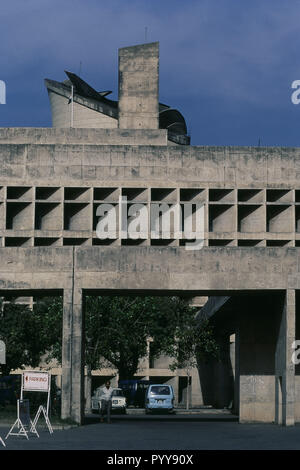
[48,91,118,129]
[0,246,299,293]
[239,305,278,423]
[204,293,297,425]
[0,127,167,145]
[0,133,300,249]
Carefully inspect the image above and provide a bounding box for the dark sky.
[1,0,300,147]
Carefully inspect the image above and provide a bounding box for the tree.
[35,295,199,381]
[0,298,56,376]
[168,315,219,410]
[83,296,200,381]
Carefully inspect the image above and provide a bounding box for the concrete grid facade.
[0,42,299,425]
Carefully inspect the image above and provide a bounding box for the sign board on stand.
[6,371,53,440]
[22,371,53,434]
[23,371,49,392]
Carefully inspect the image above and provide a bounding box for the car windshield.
[112,389,124,397]
[150,386,171,395]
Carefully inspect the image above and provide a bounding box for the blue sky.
[1,0,300,146]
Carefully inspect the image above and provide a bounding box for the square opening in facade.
[209,189,234,203]
[64,187,90,201]
[36,187,61,201]
[238,205,265,232]
[5,237,31,246]
[64,203,91,231]
[6,202,33,230]
[122,188,148,202]
[151,188,177,202]
[266,189,293,203]
[266,205,293,232]
[238,189,263,203]
[63,238,89,245]
[93,188,119,201]
[35,203,61,230]
[209,204,235,232]
[180,188,205,202]
[34,237,60,246]
[7,186,32,200]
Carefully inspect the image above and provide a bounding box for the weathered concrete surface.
[118,42,159,130]
[0,246,298,424]
[61,288,85,424]
[0,128,167,145]
[0,246,299,293]
[199,293,298,425]
[275,290,295,425]
[0,139,300,187]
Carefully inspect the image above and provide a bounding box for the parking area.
[2,412,300,450]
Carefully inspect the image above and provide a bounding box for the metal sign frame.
[6,371,53,439]
[5,399,39,440]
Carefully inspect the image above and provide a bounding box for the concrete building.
[0,41,299,425]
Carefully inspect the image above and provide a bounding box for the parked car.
[145,384,175,413]
[118,379,152,407]
[91,387,127,414]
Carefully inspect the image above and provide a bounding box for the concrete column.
[275,289,295,426]
[239,300,277,423]
[84,365,92,414]
[233,330,240,416]
[190,368,204,407]
[213,334,232,408]
[61,287,85,424]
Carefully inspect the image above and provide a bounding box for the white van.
[145,384,175,413]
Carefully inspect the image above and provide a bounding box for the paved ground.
[1,412,300,450]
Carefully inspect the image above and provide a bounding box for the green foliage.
[0,299,46,375]
[85,296,199,380]
[0,295,219,383]
[168,315,220,373]
[32,297,63,365]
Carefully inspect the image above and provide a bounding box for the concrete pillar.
[239,299,277,423]
[84,365,92,414]
[197,360,214,406]
[275,289,295,426]
[190,368,204,407]
[61,287,85,424]
[118,42,159,129]
[238,292,295,425]
[213,334,232,408]
[233,330,240,416]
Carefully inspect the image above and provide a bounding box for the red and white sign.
[23,371,49,392]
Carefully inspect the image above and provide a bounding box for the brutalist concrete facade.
[0,42,299,425]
